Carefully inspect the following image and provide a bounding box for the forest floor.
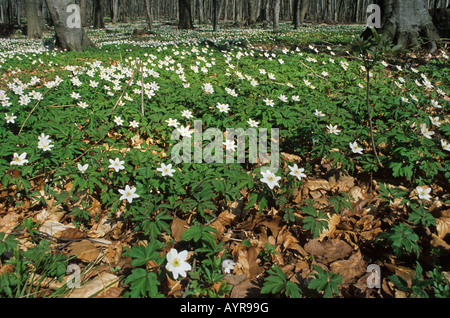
[0,21,449,300]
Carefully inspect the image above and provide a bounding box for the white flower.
[429,116,441,127]
[5,113,16,124]
[38,133,53,152]
[114,116,124,126]
[327,124,341,135]
[118,185,140,203]
[431,99,441,109]
[77,163,89,173]
[349,141,363,154]
[264,98,274,107]
[10,152,28,166]
[109,158,125,172]
[278,94,288,103]
[420,123,434,139]
[416,186,432,201]
[223,139,237,151]
[260,169,281,189]
[247,118,259,127]
[166,118,179,128]
[222,259,236,274]
[78,101,89,109]
[166,248,191,280]
[181,110,193,119]
[289,164,306,180]
[441,140,450,152]
[177,125,193,138]
[129,120,139,128]
[314,109,325,118]
[216,102,230,113]
[203,82,214,94]
[157,163,176,177]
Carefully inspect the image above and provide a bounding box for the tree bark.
[93,0,104,29]
[80,0,87,27]
[26,0,44,39]
[376,0,440,53]
[145,0,153,30]
[212,0,218,31]
[299,0,309,24]
[178,0,194,29]
[45,0,95,52]
[273,0,280,31]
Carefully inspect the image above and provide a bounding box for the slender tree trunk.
[119,0,127,23]
[293,0,300,29]
[273,0,280,31]
[80,0,87,26]
[111,0,118,23]
[44,0,95,52]
[145,0,153,30]
[26,0,43,38]
[213,0,218,31]
[299,0,309,24]
[93,0,104,29]
[262,0,269,28]
[178,0,194,29]
[198,0,204,23]
[248,0,256,25]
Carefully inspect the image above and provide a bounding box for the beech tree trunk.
[376,0,440,53]
[273,0,280,31]
[145,0,153,30]
[45,0,95,52]
[93,0,104,29]
[25,0,44,39]
[212,0,218,31]
[179,0,194,29]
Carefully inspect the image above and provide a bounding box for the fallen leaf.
[0,212,19,234]
[171,217,189,242]
[304,238,353,264]
[66,272,119,298]
[67,240,101,263]
[55,227,87,240]
[436,216,450,239]
[229,279,261,298]
[330,251,367,283]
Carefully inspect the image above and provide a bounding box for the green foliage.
[301,201,329,238]
[307,265,343,298]
[378,223,420,258]
[261,265,302,298]
[123,241,165,298]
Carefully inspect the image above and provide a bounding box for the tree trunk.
[119,0,127,23]
[93,0,104,29]
[111,0,119,23]
[299,0,309,24]
[179,0,194,29]
[248,0,256,25]
[212,0,218,31]
[376,0,440,53]
[145,0,153,30]
[26,0,44,39]
[45,0,95,52]
[198,0,204,24]
[262,0,269,28]
[273,0,280,31]
[80,0,87,26]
